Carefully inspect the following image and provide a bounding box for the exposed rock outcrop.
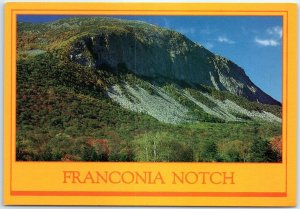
[65,17,280,105]
[17,17,280,106]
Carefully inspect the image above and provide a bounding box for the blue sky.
[18,15,282,102]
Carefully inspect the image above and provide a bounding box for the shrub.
[218,140,251,162]
[249,137,279,162]
[197,140,221,162]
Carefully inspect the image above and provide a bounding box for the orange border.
[10,9,288,198]
[4,3,297,206]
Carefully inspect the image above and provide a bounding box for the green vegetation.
[133,132,193,162]
[16,52,281,162]
[16,17,282,162]
[17,17,166,55]
[198,85,282,118]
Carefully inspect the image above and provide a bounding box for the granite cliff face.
[61,17,280,106]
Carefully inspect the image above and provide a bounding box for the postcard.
[3,2,297,206]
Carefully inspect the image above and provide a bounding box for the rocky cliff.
[64,18,280,105]
[18,17,280,106]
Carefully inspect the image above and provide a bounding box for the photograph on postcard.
[16,15,282,162]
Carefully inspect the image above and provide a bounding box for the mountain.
[16,17,282,162]
[18,17,280,106]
